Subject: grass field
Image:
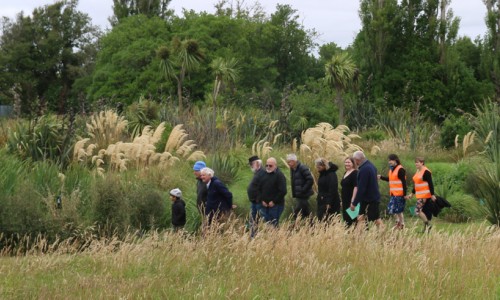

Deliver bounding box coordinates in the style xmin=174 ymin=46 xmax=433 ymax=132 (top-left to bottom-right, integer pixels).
xmin=0 ymin=219 xmax=499 ymax=299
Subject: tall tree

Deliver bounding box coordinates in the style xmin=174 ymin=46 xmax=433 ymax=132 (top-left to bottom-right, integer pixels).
xmin=111 ymin=0 xmax=172 ymax=25
xmin=324 ymin=52 xmax=359 ymax=125
xmin=157 ymin=37 xmax=205 ymax=113
xmin=0 ymin=0 xmax=99 ymax=114
xmin=483 ymin=0 xmax=500 ymax=99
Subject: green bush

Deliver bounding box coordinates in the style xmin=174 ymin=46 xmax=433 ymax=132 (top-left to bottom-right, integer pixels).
xmin=92 ymin=175 xmax=129 ymax=235
xmin=440 ymin=193 xmax=484 ymax=223
xmin=209 ymin=153 xmax=241 ymax=185
xmin=440 ymin=115 xmax=473 ymax=149
xmin=128 ymin=187 xmax=166 ymax=231
xmin=360 ymin=128 xmax=386 ymax=142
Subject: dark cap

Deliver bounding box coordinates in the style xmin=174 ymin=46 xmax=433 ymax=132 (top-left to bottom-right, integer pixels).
xmin=248 ymin=155 xmax=259 ymax=165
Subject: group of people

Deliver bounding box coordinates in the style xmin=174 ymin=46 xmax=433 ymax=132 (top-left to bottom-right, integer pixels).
xmin=168 ymin=150 xmax=438 ymax=233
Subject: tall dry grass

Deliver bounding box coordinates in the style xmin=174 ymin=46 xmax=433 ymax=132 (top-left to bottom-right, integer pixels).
xmin=1 ymin=222 xmax=498 ymax=299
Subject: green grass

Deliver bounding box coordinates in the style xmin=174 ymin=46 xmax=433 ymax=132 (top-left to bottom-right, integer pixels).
xmin=0 ymin=221 xmax=499 ymax=299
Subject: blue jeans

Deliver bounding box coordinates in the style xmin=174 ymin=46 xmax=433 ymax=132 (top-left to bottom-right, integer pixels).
xmin=249 ymin=202 xmax=262 ymax=237
xmin=259 ymin=204 xmax=284 ymax=227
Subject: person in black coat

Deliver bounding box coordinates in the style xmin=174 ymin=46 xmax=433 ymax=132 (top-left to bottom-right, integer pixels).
xmin=257 ymin=157 xmax=287 ymax=227
xmin=286 ymin=153 xmax=314 ymax=220
xmin=200 ymin=167 xmax=233 ymax=225
xmin=193 ymin=161 xmax=208 ymax=214
xmin=315 ymin=158 xmax=341 ymax=221
xmin=169 ymin=188 xmax=186 ymax=230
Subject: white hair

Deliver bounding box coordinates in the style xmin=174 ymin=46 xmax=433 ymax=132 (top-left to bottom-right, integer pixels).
xmin=353 ymin=151 xmax=366 ymax=161
xmin=200 ymin=167 xmax=214 ymax=177
xmin=286 ymin=153 xmax=298 ymax=161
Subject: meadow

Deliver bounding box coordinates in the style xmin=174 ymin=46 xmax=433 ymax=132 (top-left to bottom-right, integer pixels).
xmin=0 ymin=220 xmax=499 ymax=299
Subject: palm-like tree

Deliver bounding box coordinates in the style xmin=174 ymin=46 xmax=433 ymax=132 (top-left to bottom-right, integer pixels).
xmin=324 ymin=52 xmax=359 ymax=125
xmin=157 ymin=38 xmax=204 ymax=113
xmin=210 ymin=57 xmax=239 ymax=114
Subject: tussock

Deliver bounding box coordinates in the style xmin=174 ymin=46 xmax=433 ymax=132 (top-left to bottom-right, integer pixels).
xmin=73 ymin=112 xmax=205 ymax=174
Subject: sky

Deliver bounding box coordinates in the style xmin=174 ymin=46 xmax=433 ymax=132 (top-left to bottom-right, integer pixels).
xmin=1 ymin=0 xmax=488 ymax=48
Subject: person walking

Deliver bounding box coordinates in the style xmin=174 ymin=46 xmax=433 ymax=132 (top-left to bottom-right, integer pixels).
xmin=247 ymin=155 xmax=265 ymax=235
xmin=200 ymin=167 xmax=233 ymax=225
xmin=378 ymin=154 xmax=407 ymax=230
xmin=341 ymin=156 xmax=358 ymax=227
xmin=314 ymin=158 xmax=341 ymax=221
xmin=169 ymin=188 xmax=186 ymax=231
xmin=407 ymin=157 xmax=436 ymax=233
xmin=350 ymin=151 xmax=384 ymax=229
xmin=193 ymin=161 xmax=208 ymax=214
xmin=258 ymin=157 xmax=287 ymax=227
xmin=286 ymin=154 xmax=314 ymax=220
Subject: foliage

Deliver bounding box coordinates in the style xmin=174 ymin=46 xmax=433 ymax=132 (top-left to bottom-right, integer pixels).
xmin=91 ymin=174 xmax=129 ymax=235
xmin=7 ymin=115 xmax=73 ymax=165
xmin=88 ymin=15 xmax=171 ymax=104
xmin=441 ymin=193 xmax=485 ymax=223
xmin=111 ymin=0 xmax=173 ymax=25
xmin=128 ymin=186 xmax=166 ymax=231
xmin=126 ymin=97 xmax=161 ymax=138
xmin=440 ymin=114 xmax=473 ymax=149
xmin=465 ymin=158 xmax=500 ymax=226
xmin=0 ymin=0 xmax=100 ymax=114
xmin=292 ymin=123 xmax=362 ymax=168
xmin=208 ymin=153 xmax=241 ymax=186
xmin=471 ymin=99 xmax=500 ymax=163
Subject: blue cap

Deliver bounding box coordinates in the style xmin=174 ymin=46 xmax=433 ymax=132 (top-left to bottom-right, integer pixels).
xmin=193 ymin=161 xmax=206 ymax=171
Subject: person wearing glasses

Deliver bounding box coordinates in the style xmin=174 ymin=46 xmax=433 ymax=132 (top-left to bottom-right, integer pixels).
xmin=258 ymin=157 xmax=287 ymax=227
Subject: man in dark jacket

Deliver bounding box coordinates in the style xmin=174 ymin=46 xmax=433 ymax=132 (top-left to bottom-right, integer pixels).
xmin=200 ymin=167 xmax=233 ymax=225
xmin=287 ymin=154 xmax=314 ymax=220
xmin=247 ymin=155 xmax=266 ymax=234
xmin=169 ymin=188 xmax=186 ymax=230
xmin=258 ymin=157 xmax=287 ymax=227
xmin=193 ymin=161 xmax=207 ymax=214
xmin=350 ymin=151 xmax=384 ymax=229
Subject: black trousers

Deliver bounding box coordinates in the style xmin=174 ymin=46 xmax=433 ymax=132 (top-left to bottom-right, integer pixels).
xmin=293 ymin=198 xmax=311 ymax=219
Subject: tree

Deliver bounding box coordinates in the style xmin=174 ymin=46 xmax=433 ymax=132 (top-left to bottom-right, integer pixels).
xmin=209 ymin=57 xmax=239 ymax=133
xmin=0 ymin=0 xmax=99 ymax=114
xmin=88 ymin=15 xmax=171 ymax=105
xmin=111 ymin=0 xmax=172 ymax=25
xmin=157 ymin=37 xmax=205 ymax=113
xmin=324 ymin=52 xmax=359 ymax=125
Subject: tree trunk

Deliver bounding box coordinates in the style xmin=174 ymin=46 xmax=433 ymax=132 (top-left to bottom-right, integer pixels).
xmin=177 ymin=66 xmax=185 ymax=114
xmin=335 ymin=90 xmax=344 ymax=125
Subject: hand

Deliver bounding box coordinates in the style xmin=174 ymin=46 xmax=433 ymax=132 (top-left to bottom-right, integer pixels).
xmin=262 ymin=201 xmax=268 ymax=207
xmin=350 ymin=204 xmax=356 ymax=211
xmin=431 ymin=195 xmax=437 ymax=201
xmin=232 ymin=204 xmax=237 ymax=209
xmin=269 ymin=201 xmax=275 ymax=208
xmin=326 ymin=204 xmax=331 ymax=210
xmin=377 ymin=174 xmax=381 ymax=180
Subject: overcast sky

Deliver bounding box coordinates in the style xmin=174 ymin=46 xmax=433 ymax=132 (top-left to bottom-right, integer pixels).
xmin=1 ymin=0 xmax=488 ymax=48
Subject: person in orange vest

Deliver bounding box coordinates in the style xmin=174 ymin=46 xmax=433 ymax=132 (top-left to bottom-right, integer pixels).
xmin=378 ymin=154 xmax=407 ymax=230
xmin=407 ymin=157 xmax=437 ymax=233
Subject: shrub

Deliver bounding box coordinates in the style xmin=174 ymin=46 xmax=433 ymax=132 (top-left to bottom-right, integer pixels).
xmin=440 ymin=115 xmax=472 ymax=149
xmin=209 ymin=153 xmax=241 ymax=185
xmin=128 ymin=187 xmax=166 ymax=231
xmin=440 ymin=193 xmax=484 ymax=223
xmin=91 ymin=175 xmax=129 ymax=235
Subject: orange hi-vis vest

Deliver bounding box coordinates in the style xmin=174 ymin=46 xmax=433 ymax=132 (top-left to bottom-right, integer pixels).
xmin=388 ymin=164 xmax=405 ymax=196
xmin=413 ymin=166 xmax=432 ymax=199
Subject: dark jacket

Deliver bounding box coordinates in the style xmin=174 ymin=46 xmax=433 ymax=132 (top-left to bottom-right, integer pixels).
xmin=316 ymin=162 xmax=340 ymax=207
xmin=432 ymin=195 xmax=451 ymax=217
xmin=290 ymin=162 xmax=314 ymax=198
xmin=196 ymin=178 xmax=208 ymax=209
xmin=247 ymin=168 xmax=266 ymax=203
xmin=205 ymin=176 xmax=233 ymax=216
xmin=171 ymin=198 xmax=186 ymax=227
xmin=352 ymin=159 xmax=381 ymax=205
xmin=258 ymin=168 xmax=287 ymax=205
